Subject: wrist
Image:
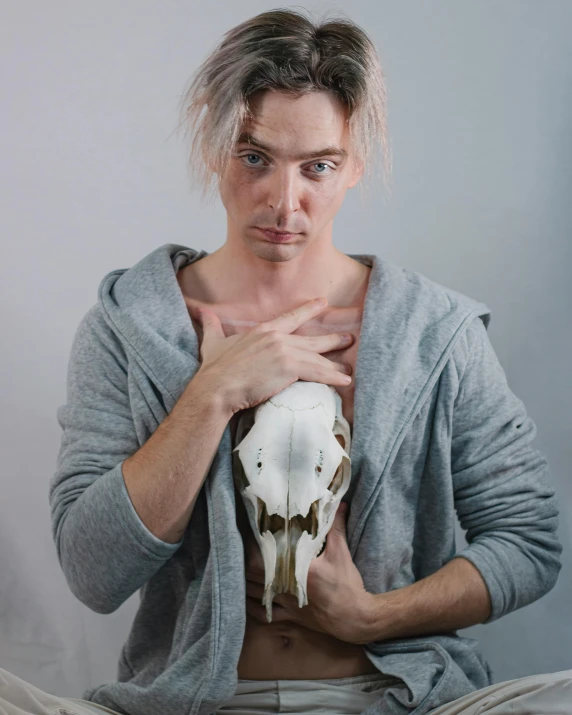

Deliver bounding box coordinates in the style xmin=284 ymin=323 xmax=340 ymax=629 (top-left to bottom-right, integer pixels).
xmin=183 ymin=372 xmax=235 ymax=422
xmin=354 ymin=590 xmax=388 ymax=645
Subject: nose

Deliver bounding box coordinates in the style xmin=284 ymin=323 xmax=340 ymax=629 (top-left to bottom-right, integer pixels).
xmin=267 ymin=166 xmax=300 ymax=219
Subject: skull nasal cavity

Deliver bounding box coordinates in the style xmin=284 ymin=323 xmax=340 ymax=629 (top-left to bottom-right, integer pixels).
xmin=258 ymin=498 xmax=285 ymax=535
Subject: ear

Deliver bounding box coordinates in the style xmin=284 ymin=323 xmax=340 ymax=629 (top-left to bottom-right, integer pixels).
xmin=347 ymin=158 xmax=364 ymax=189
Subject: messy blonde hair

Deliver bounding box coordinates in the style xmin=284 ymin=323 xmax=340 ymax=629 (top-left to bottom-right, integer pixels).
xmin=174 ymin=7 xmax=392 ymax=204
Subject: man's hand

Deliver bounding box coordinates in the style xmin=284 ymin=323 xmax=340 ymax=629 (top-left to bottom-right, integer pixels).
xmin=244 ymin=501 xmax=371 ymax=645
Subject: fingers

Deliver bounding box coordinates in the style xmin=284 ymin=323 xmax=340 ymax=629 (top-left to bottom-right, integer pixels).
xmin=196 ymin=306 xmax=224 ymax=338
xmin=331 ymin=360 xmax=352 ymax=376
xmin=286 ymin=330 xmax=354 ymax=355
xmin=287 ymin=346 xmax=353 ymax=386
xmin=262 ymin=298 xmax=329 ymax=335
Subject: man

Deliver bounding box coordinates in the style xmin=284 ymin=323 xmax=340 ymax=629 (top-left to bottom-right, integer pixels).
xmin=0 ymin=8 xmax=569 ymax=715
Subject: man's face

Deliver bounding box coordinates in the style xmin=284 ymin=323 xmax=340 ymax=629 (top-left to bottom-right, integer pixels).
xmin=217 ymin=89 xmax=363 ymax=262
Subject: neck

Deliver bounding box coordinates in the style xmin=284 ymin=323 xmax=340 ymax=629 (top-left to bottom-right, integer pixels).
xmin=202 ymin=236 xmax=364 ymax=314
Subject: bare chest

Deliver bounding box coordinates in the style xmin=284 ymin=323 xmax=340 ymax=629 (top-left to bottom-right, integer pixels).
xmin=178 ymin=276 xmax=375 ymax=679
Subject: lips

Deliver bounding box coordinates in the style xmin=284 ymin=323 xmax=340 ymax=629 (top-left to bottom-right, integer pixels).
xmin=256 ymin=227 xmax=299 ymax=242
xmin=258 ymin=228 xmax=298 ymax=234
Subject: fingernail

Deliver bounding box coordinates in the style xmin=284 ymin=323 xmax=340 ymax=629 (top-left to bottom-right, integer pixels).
xmin=315 ymin=297 xmax=327 ymax=306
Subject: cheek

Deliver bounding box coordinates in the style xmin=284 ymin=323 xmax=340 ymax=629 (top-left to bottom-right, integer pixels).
xmin=328 ymin=179 xmax=351 ymax=206
xmin=219 ymin=170 xmax=258 ymax=211
xmin=308 ymin=170 xmax=348 ymax=201
xmin=312 ymin=181 xmax=349 ymax=218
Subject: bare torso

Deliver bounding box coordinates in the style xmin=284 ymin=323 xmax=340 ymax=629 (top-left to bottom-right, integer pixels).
xmin=176 ymin=256 xmax=378 ymax=680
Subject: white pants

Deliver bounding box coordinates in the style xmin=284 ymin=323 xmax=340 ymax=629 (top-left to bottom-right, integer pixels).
xmin=1 ymin=665 xmax=571 ymax=714
xmin=215 ymin=671 xmax=572 ymax=714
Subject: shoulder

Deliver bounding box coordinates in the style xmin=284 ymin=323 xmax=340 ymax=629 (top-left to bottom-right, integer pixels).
xmin=378 ymin=259 xmax=493 ymax=383
xmin=400 ymin=262 xmax=490 ymax=319
xmin=370 ymin=255 xmax=489 ymax=317
xmin=69 ymin=302 xmax=129 ymax=373
xmin=373 ymin=255 xmax=491 ymax=342
xmin=447 ymin=314 xmax=492 ymax=388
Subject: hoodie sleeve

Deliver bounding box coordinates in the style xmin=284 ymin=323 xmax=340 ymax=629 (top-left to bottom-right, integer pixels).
xmin=49 ymin=304 xmax=184 ymax=615
xmin=450 ymin=316 xmax=562 ymax=624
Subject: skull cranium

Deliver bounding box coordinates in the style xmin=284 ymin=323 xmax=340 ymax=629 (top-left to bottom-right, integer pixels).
xmin=232 ymin=380 xmax=351 ymax=623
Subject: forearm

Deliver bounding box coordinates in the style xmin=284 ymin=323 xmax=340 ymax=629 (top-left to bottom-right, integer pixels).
xmin=358 ymin=556 xmax=492 ymax=644
xmin=122 ymin=378 xmax=232 ymax=544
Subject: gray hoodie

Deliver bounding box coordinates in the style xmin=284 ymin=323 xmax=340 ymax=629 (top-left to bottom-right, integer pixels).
xmin=49 ymin=243 xmax=562 ymax=715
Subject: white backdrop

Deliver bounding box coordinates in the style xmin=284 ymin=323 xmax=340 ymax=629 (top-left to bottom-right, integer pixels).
xmin=1 ymin=0 xmax=571 ymax=701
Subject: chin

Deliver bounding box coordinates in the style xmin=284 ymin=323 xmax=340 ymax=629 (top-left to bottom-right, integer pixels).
xmin=246 ymin=236 xmax=305 ymax=263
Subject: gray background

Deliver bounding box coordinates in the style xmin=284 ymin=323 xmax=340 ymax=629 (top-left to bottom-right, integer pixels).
xmin=1 ymin=0 xmax=570 ymax=700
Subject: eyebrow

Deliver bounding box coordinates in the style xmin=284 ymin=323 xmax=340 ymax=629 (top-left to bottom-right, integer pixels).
xmin=236 ymin=132 xmax=348 ymax=161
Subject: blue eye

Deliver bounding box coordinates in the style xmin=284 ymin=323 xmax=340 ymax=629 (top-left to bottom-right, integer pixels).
xmin=307 ymin=162 xmax=334 ymax=175
xmin=239 ymin=153 xmax=333 ymax=175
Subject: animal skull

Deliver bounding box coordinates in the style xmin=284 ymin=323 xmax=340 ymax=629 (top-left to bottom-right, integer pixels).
xmin=232 ymin=380 xmax=352 ymax=623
